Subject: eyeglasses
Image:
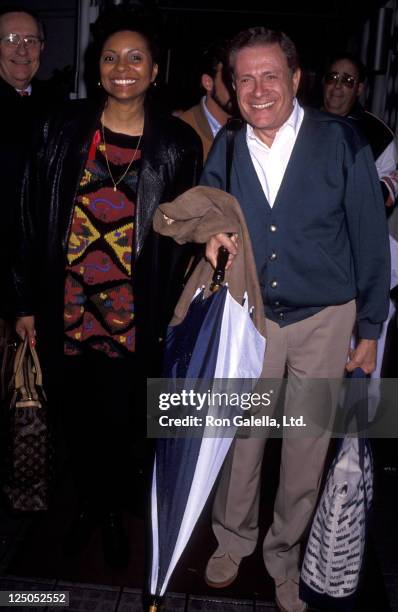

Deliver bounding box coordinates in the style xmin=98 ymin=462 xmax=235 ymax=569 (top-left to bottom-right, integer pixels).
xmin=324 ymin=71 xmax=357 ymax=89
xmin=0 ymin=33 xmax=43 ymax=49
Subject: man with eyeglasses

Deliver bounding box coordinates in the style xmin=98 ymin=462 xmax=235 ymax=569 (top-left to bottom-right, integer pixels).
xmin=0 ymin=7 xmax=49 ymax=318
xmin=0 ymin=7 xmax=66 ymax=366
xmin=0 ymin=9 xmax=44 ymax=95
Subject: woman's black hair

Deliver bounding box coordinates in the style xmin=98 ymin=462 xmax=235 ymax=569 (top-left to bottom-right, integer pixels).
xmin=91 ymin=5 xmax=161 ymax=65
xmin=84 ymin=4 xmax=165 ymax=104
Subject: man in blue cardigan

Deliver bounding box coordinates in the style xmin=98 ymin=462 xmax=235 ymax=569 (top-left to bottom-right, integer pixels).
xmin=201 ymin=27 xmax=390 ymax=612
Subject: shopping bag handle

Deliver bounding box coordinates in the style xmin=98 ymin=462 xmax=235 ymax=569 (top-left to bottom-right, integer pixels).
xmin=342 ymin=367 xmax=370 ymax=479
xmin=343 ymin=367 xmax=369 ymax=430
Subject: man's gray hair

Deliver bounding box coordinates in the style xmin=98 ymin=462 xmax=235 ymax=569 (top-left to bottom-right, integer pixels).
xmin=0 ymin=6 xmax=45 ymax=41
xmin=229 ymin=27 xmax=299 ymax=77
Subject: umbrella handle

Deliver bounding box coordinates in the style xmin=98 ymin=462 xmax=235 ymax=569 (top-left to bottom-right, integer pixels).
xmin=210 ymin=246 xmax=229 ymax=292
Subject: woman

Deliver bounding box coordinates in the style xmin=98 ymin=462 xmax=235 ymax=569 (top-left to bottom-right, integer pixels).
xmin=14 ymin=9 xmax=202 ymax=568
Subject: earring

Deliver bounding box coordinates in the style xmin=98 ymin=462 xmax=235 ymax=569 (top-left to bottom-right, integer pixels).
xmin=152 ymin=81 xmax=157 ymax=88
xmin=97 ymin=81 xmax=102 ymax=88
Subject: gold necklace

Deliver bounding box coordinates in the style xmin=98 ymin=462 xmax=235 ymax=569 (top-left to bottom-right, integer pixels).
xmin=100 ymin=121 xmax=143 ymax=192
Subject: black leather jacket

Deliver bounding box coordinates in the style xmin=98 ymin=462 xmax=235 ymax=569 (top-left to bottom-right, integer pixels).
xmin=0 ymin=77 xmax=67 ymax=316
xmin=13 ymin=99 xmax=202 ymax=372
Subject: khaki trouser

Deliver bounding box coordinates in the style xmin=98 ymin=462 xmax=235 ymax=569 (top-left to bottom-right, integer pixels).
xmin=212 ymin=300 xmax=356 ymax=580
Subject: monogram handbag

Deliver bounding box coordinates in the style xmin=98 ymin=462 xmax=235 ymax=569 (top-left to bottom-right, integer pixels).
xmin=2 ymin=337 xmax=53 ymax=512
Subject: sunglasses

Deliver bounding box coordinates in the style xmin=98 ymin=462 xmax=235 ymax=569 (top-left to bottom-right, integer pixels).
xmin=324 ymin=71 xmax=357 ymax=89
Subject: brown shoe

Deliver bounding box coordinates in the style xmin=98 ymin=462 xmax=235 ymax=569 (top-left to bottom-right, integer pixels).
xmin=204 ymin=550 xmax=241 ymax=588
xmin=275 ymin=577 xmax=307 ymax=612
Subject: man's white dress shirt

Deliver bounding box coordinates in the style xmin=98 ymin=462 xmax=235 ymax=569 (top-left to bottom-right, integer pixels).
xmin=246 ymin=98 xmax=304 ymax=206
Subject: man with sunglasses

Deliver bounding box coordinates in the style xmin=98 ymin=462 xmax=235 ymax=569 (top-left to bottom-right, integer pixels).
xmin=323 ymin=52 xmax=398 ymax=470
xmin=322 ymin=53 xmax=398 ymax=207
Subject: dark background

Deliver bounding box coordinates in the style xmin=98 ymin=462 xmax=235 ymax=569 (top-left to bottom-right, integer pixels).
xmin=3 ymin=0 xmax=394 ymax=112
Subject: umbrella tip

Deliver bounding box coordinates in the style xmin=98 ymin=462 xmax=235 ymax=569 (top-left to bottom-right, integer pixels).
xmin=149 ymin=595 xmax=162 ymax=611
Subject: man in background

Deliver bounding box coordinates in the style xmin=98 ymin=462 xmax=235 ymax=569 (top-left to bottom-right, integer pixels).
xmin=323 ymin=54 xmax=398 ymax=467
xmin=0 ymin=6 xmax=68 ymax=415
xmin=0 ymin=6 xmax=63 ymax=317
xmin=322 ymin=52 xmax=398 ymax=206
xmin=180 ymin=40 xmax=234 ymax=160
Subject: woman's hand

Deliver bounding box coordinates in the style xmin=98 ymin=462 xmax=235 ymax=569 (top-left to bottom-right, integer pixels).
xmin=15 ymin=316 xmax=36 ymax=347
xmin=205 ymin=233 xmax=238 ymax=270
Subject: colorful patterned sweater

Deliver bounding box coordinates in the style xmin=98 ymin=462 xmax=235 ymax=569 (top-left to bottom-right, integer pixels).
xmin=64 ymin=126 xmax=141 ymax=358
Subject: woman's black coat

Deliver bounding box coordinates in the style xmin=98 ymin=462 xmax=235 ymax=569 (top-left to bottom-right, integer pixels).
xmin=13 ymin=99 xmax=203 ymax=377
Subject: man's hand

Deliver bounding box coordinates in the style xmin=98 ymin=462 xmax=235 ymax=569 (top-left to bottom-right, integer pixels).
xmin=346 ymin=338 xmax=377 ymax=374
xmin=15 ymin=315 xmax=36 ymax=347
xmin=205 ymin=233 xmax=238 ymax=270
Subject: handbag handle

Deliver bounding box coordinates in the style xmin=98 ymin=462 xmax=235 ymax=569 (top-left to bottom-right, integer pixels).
xmin=13 ymin=337 xmax=43 ymax=392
